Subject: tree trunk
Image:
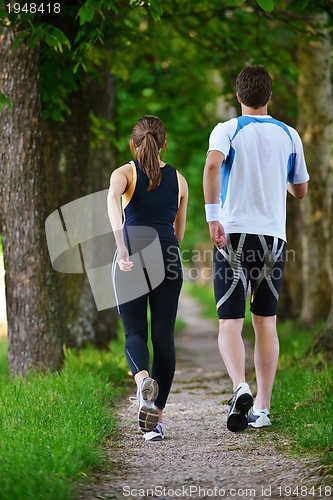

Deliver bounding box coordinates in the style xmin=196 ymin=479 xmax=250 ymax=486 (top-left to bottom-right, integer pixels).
xmin=313 ymin=191 xmax=333 ymax=359
xmin=0 ymin=28 xmax=64 ymax=376
xmin=83 ymin=66 xmax=119 ymax=349
xmin=43 ymin=63 xmax=119 ymax=349
xmin=270 ymin=92 xmax=304 ymax=320
xmin=43 ymin=86 xmax=91 ymax=348
xmin=296 ymin=12 xmax=333 ymax=327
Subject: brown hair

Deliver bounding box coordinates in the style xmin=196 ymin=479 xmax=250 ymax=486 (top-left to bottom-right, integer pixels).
xmin=130 ymin=115 xmax=166 ymax=191
xmin=236 ymin=65 xmax=272 ymax=109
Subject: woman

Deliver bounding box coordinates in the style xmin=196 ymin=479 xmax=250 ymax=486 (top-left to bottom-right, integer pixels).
xmin=107 ymin=115 xmax=188 ymax=441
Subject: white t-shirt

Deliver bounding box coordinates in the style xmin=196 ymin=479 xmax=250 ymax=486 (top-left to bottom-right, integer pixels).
xmin=208 ymin=115 xmax=309 ymax=241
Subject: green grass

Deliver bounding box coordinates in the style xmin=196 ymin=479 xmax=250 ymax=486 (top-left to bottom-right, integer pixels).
xmin=186 ymin=282 xmax=333 ymax=478
xmin=0 ymin=303 xmax=186 ymax=500
xmin=271 ymin=322 xmax=333 ymax=476
xmin=0 ymin=334 xmax=130 ymax=500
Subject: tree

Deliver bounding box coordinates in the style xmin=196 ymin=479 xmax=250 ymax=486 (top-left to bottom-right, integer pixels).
xmin=296 ymin=11 xmax=333 ymax=327
xmin=0 ymin=0 xmax=163 ymax=373
xmin=0 ymin=26 xmax=64 ymax=376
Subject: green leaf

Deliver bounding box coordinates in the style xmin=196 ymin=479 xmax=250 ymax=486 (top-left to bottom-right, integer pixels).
xmin=12 ymin=31 xmax=29 ymax=51
xmin=45 ymin=33 xmax=59 ymax=48
xmin=105 ymin=1 xmax=118 ymax=13
xmin=51 ymin=107 xmax=64 ymax=121
xmin=77 ymin=4 xmax=95 ymax=25
xmin=0 ymin=7 xmax=8 ymax=19
xmin=255 ymin=0 xmax=275 ymax=12
xmin=287 ymin=0 xmax=312 ymax=12
xmin=149 ymin=0 xmax=163 ymax=17
xmin=0 ymin=92 xmax=13 ymax=111
xmin=52 ymin=28 xmax=71 ymax=49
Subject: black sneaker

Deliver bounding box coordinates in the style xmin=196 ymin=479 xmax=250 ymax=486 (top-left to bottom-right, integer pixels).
xmin=227 ymin=382 xmax=253 ymax=432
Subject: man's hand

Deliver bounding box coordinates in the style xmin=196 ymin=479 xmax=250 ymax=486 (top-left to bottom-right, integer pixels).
xmin=117 ymin=245 xmax=133 ymax=272
xmin=208 ymin=221 xmax=227 ymax=248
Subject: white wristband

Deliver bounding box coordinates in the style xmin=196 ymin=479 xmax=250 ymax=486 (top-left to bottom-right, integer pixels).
xmin=205 ymin=203 xmax=220 ymax=222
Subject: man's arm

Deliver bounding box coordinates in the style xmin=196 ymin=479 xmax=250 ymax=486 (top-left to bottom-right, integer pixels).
xmin=203 ymin=150 xmax=227 ymax=248
xmin=287 ymin=181 xmax=308 ymax=199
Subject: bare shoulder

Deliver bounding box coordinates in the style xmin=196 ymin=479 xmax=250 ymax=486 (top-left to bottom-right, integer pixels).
xmin=110 ymin=162 xmax=133 ymax=184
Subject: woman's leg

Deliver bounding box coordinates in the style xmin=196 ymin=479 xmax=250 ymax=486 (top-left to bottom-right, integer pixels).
xmin=149 ymin=244 xmax=183 ymax=420
xmin=118 ymin=293 xmax=150 ymax=376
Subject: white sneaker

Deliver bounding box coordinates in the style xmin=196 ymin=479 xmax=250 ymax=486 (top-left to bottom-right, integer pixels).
xmin=143 ymin=422 xmax=164 ymax=441
xmin=129 ymin=377 xmax=159 ymax=432
xmin=248 ymin=407 xmax=271 ymax=428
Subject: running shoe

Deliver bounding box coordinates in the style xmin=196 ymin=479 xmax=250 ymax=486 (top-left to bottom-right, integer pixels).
xmin=248 ymin=407 xmax=271 ymax=428
xmin=227 ymin=382 xmax=253 ymax=432
xmin=143 ymin=422 xmax=164 ymax=441
xmin=129 ymin=377 xmax=159 ymax=432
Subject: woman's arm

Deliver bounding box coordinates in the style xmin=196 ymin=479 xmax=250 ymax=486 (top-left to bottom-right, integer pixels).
xmin=174 ymin=173 xmax=188 ymax=242
xmin=107 ymin=167 xmax=133 ymax=271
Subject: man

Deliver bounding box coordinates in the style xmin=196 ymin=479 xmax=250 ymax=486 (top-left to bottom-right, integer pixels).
xmin=203 ymin=65 xmax=309 ymax=432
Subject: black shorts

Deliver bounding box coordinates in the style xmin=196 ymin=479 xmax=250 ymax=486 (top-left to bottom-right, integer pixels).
xmin=213 ymin=233 xmax=286 ymax=319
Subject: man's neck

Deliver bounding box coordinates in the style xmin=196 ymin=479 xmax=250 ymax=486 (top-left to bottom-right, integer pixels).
xmin=241 ymin=104 xmax=268 ymax=116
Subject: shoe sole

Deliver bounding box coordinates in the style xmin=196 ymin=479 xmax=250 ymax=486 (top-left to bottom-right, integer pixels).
xmin=235 ymin=393 xmax=253 ymax=412
xmin=138 ymin=378 xmax=159 ymax=432
xmin=141 ymin=378 xmax=159 ymax=401
xmin=227 ymin=393 xmax=253 ymax=432
xmin=139 ymin=405 xmax=159 ymax=432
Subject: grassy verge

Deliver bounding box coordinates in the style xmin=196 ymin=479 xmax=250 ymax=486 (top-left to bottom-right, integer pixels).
xmin=0 ymin=334 xmax=130 ymax=500
xmin=185 ymin=282 xmax=333 ymax=479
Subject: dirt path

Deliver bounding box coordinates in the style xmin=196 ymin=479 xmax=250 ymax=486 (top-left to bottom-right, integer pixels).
xmin=79 ymin=292 xmax=325 ymax=500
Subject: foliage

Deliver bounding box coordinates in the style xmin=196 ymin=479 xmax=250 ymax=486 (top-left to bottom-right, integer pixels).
xmin=112 ymin=0 xmax=303 ymax=249
xmin=0 ymin=336 xmax=129 ymax=500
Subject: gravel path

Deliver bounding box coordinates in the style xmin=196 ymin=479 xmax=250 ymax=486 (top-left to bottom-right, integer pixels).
xmin=79 ymin=292 xmax=326 ymax=500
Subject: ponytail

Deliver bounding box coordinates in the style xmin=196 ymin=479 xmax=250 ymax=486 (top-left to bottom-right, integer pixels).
xmin=130 ymin=116 xmax=166 ymax=191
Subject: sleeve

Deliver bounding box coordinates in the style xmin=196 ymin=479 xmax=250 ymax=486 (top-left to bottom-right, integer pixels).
xmin=208 ymin=120 xmax=235 ymax=158
xmin=289 ymin=128 xmax=310 ymax=184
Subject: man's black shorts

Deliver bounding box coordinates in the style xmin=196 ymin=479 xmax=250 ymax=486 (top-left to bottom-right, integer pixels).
xmin=213 ymin=233 xmax=286 ymax=319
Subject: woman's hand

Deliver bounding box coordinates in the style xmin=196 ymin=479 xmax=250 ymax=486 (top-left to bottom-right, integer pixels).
xmin=117 ymin=245 xmax=133 ymax=272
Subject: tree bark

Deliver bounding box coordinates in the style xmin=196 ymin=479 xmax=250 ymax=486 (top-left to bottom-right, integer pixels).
xmin=43 ymin=86 xmax=91 ymax=348
xmin=296 ymin=13 xmax=333 ymax=327
xmin=270 ymin=92 xmax=304 ymax=320
xmin=0 ymin=28 xmax=64 ymax=376
xmin=43 ymin=62 xmax=119 ymax=349
xmin=313 ymin=191 xmax=333 ymax=359
xmin=84 ymin=66 xmax=119 ymax=349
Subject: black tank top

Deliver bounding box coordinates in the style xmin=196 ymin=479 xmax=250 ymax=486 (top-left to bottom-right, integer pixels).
xmin=123 ymin=160 xmax=179 ymax=245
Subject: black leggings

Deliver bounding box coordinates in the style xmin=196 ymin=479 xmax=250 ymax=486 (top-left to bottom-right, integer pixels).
xmin=115 ymin=241 xmax=183 ymax=410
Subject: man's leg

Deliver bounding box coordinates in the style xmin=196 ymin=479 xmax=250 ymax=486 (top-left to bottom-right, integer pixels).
xmin=251 ymin=314 xmax=279 ymax=410
xmin=218 ymin=317 xmax=253 ymax=432
xmin=218 ymin=318 xmax=246 ymax=389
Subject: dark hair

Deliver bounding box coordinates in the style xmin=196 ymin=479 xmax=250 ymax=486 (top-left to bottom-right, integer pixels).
xmin=236 ymin=65 xmax=272 ymax=109
xmin=130 ymin=115 xmax=166 ymax=191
